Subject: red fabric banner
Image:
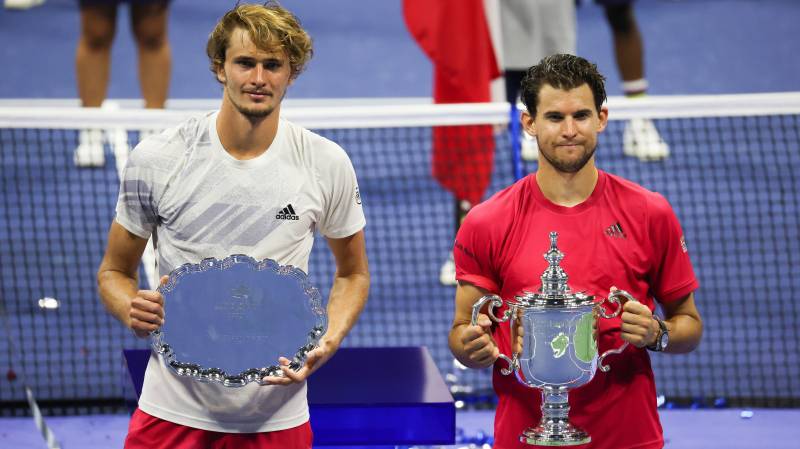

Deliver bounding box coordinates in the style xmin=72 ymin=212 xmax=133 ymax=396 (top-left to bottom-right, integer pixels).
xmin=403 ymin=0 xmax=500 ymax=205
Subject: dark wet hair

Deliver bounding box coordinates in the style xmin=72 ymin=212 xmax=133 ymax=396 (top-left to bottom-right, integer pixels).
xmin=520 ymin=54 xmax=607 ymax=117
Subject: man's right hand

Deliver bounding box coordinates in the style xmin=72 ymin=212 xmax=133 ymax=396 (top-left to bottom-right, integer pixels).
xmin=129 ymin=275 xmax=168 ymax=338
xmin=459 ymin=313 xmax=499 ymax=368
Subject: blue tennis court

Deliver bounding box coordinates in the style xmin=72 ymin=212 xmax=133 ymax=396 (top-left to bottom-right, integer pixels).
xmin=1 ymin=1 xmax=799 ymax=448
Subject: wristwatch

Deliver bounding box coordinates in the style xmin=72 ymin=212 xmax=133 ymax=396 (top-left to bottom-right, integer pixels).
xmin=647 ymin=315 xmax=669 ymax=352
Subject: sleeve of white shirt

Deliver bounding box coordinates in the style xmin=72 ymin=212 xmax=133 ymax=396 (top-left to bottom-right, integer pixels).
xmin=318 ymin=143 xmax=366 ymax=239
xmin=114 ymin=139 xmax=165 ymax=239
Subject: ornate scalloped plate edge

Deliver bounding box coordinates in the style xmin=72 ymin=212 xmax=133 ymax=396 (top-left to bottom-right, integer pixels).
xmin=150 ymin=254 xmax=326 ymax=388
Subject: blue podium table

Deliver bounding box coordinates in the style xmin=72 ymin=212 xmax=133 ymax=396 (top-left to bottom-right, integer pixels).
xmin=123 ymin=346 xmax=455 ymax=446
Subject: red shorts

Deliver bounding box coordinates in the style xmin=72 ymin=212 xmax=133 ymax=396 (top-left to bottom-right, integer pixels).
xmin=124 ymin=408 xmax=313 ymax=449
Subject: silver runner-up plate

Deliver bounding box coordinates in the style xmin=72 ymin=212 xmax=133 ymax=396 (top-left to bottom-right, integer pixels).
xmin=150 ymin=255 xmax=327 ymax=388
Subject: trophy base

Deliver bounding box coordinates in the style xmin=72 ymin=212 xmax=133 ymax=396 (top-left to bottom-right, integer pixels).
xmin=520 ymin=423 xmax=591 ymax=446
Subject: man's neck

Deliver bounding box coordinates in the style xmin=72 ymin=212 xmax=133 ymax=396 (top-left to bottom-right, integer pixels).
xmin=216 ymin=98 xmax=280 ymax=160
xmin=535 ymin=162 xmax=599 ymax=207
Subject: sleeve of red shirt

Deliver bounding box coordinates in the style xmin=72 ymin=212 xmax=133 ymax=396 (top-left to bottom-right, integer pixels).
xmin=453 ymin=203 xmax=501 ymax=293
xmin=647 ymin=193 xmax=700 ymax=304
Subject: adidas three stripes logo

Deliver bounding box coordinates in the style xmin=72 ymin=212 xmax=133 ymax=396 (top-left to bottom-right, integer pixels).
xmin=604 ymin=221 xmax=626 ymax=239
xmin=275 ymin=204 xmax=300 ymax=221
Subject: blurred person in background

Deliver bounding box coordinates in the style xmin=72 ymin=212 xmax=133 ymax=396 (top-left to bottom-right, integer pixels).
xmin=437 ymin=0 xmax=577 ymax=286
xmin=74 ymin=0 xmax=171 ymax=167
xmin=403 ymin=0 xmax=502 ymax=286
xmin=597 ymin=0 xmax=669 ymax=160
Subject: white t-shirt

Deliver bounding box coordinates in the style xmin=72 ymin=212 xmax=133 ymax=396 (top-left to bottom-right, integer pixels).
xmin=500 ymin=0 xmax=576 ymax=70
xmin=115 ymin=111 xmax=366 ymax=432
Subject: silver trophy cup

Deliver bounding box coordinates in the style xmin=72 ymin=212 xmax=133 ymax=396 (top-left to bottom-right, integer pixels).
xmin=471 ymin=232 xmax=637 ymax=446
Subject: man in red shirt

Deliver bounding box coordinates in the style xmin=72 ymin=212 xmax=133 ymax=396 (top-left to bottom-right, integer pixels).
xmin=449 ymin=54 xmax=703 ymax=449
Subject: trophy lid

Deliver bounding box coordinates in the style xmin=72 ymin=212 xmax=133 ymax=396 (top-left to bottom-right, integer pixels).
xmin=512 ymin=232 xmax=594 ymax=309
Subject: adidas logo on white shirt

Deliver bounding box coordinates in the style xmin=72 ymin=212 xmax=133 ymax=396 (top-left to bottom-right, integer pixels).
xmin=276 ymin=204 xmax=300 ymax=221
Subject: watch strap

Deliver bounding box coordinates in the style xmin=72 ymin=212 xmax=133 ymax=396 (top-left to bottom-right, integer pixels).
xmin=647 ymin=315 xmax=668 ymax=351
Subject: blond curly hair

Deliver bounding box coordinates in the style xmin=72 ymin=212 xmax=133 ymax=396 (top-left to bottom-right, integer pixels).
xmin=206 ymin=2 xmax=313 ymax=80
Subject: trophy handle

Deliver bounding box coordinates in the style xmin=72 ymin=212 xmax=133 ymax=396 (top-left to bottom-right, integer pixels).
xmin=498 ymin=353 xmax=516 ymax=376
xmin=471 ymin=295 xmax=516 ymax=376
xmin=597 ymin=290 xmax=638 ymax=372
xmin=471 ymin=294 xmax=510 ymax=325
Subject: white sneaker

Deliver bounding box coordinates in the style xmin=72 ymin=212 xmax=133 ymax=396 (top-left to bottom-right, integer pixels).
xmin=75 ymin=101 xmax=130 ymax=168
xmin=520 ymin=131 xmax=539 ymax=161
xmin=439 ymin=253 xmax=457 ymax=286
xmin=4 ymin=0 xmax=44 ymax=9
xmin=107 ymin=127 xmax=130 ymax=176
xmin=73 ymin=129 xmax=105 ymax=167
xmin=623 ymin=118 xmax=670 ymax=161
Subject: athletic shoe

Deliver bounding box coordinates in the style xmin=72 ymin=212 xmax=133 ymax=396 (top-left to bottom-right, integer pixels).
xmin=439 ymin=252 xmax=457 ymax=286
xmin=73 ymin=128 xmax=105 ymax=167
xmin=520 ymin=131 xmax=539 ymax=161
xmin=622 ymin=118 xmax=670 ymax=161
xmin=4 ymin=0 xmax=44 ymax=10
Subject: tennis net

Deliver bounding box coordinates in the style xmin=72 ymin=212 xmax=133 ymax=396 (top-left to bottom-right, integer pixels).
xmin=0 ymin=93 xmax=798 ymax=414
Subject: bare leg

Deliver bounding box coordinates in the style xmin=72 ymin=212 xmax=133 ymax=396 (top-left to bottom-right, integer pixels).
xmin=131 ymin=2 xmax=171 ymax=109
xmin=76 ymin=4 xmax=118 ymax=107
xmin=606 ymin=5 xmax=668 ymax=160
xmin=604 ymin=4 xmax=645 ymax=94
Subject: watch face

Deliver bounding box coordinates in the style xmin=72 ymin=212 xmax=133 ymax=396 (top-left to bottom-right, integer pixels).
xmin=659 ymin=332 xmax=669 ymax=350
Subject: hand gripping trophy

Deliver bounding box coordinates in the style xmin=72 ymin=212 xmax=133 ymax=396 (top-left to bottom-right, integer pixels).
xmin=471 ymin=232 xmax=637 ymax=446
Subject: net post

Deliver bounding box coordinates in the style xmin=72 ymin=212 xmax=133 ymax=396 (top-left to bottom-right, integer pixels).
xmin=509 ymin=101 xmax=523 ymax=181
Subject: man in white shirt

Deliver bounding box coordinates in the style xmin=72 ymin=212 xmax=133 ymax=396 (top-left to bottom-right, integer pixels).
xmin=97 ymin=4 xmax=369 ymax=448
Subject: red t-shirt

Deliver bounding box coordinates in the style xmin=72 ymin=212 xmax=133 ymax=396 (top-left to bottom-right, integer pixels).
xmin=455 ymin=170 xmax=699 ymax=449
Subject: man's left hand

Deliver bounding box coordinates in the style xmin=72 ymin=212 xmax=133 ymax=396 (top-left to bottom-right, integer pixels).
xmin=261 ymin=340 xmax=338 ymax=386
xmin=620 ymin=300 xmax=659 ymax=348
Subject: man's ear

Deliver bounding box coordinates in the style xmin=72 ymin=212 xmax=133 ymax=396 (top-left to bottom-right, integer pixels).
xmin=521 ymin=110 xmax=536 ymax=137
xmin=215 ymin=64 xmax=226 ymax=84
xmin=597 ymin=106 xmax=609 ymax=133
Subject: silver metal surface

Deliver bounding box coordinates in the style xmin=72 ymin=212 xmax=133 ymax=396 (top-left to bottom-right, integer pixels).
xmin=151 ymin=255 xmax=326 ymax=388
xmin=471 ymin=232 xmax=638 ymax=445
